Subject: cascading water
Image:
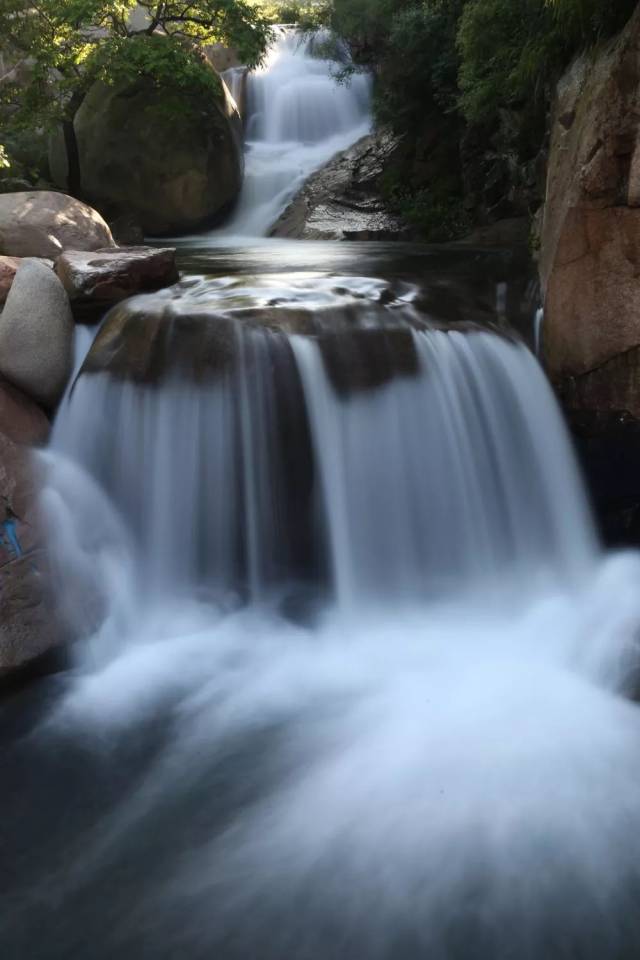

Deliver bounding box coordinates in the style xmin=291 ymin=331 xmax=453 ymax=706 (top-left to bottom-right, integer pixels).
xmin=223 ymin=27 xmax=371 ymax=236
xmin=5 ymin=23 xmax=640 ymax=960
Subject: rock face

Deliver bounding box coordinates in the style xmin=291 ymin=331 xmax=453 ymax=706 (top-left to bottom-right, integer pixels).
xmin=541 ymin=7 xmax=640 ymax=416
xmin=0 ymin=259 xmax=74 ymax=409
xmin=0 ymin=191 xmax=115 ymax=258
xmin=51 ymin=70 xmax=243 ymax=235
xmin=270 ymin=132 xmax=410 ymax=241
xmin=55 ymin=246 xmax=179 ymax=309
xmin=0 ymin=378 xmax=66 ymax=678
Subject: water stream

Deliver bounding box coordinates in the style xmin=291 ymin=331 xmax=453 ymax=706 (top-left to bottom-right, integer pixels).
xmin=3 ymin=26 xmax=640 ymax=960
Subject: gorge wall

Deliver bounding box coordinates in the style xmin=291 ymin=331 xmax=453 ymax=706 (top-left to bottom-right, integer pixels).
xmin=540 ymin=6 xmax=640 ymax=543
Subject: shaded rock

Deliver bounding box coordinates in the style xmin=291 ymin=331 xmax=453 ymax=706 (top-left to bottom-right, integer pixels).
xmin=458 ymin=218 xmax=530 ymax=248
xmin=50 ymin=67 xmax=243 ymax=235
xmin=0 ymin=191 xmax=115 ymax=259
xmin=545 ymin=208 xmax=640 ymax=386
xmin=0 ymin=255 xmax=20 ymax=303
xmin=541 ymin=7 xmax=640 ymax=419
xmin=0 ymin=376 xmax=50 ymax=446
xmin=205 ymin=43 xmax=242 ymax=72
xmin=108 ymin=213 xmax=145 ymax=247
xmin=0 ymin=385 xmax=66 ymax=678
xmin=55 ymin=246 xmax=179 ymax=307
xmin=270 ymin=132 xmax=410 ymax=241
xmin=0 ymin=259 xmax=73 ymax=409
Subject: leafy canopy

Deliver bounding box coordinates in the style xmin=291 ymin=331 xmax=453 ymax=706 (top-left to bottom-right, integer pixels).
xmin=0 ymin=0 xmax=272 ymax=129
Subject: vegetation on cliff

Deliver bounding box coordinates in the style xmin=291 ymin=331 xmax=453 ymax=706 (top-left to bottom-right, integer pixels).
xmin=266 ymin=0 xmax=637 ymax=239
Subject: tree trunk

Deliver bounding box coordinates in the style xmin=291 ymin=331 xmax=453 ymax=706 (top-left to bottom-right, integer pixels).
xmin=62 ymin=90 xmax=86 ymax=198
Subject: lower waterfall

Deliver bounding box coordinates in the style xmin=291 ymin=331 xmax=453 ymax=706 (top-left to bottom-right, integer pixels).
xmin=4 ymin=270 xmax=640 ymax=959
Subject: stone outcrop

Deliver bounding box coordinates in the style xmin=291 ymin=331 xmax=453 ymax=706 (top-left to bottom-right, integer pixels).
xmin=541 ymin=7 xmax=640 ymax=417
xmin=0 ymin=259 xmax=74 ymax=409
xmin=50 ymin=68 xmax=243 ymax=235
xmin=0 ymin=378 xmax=66 ymax=678
xmin=0 ymin=191 xmax=115 ymax=258
xmin=270 ymin=132 xmax=410 ymax=241
xmin=55 ymin=246 xmax=179 ymax=311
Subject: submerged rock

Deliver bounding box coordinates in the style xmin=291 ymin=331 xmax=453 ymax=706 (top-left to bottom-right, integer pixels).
xmin=0 ymin=259 xmax=74 ymax=409
xmin=0 ymin=191 xmax=115 ymax=259
xmin=269 ymin=132 xmax=410 ymax=241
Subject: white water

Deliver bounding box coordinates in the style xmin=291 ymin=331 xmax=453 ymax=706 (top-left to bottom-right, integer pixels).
xmin=24 ymin=296 xmax=640 ymax=956
xmin=223 ymin=27 xmax=371 ymax=236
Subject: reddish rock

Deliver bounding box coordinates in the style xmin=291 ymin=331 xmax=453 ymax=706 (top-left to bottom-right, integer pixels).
xmin=0 ymin=255 xmax=20 ymax=303
xmin=541 ymin=7 xmax=640 ymax=418
xmin=0 ymin=383 xmax=65 ymax=677
xmin=55 ymin=246 xmax=178 ymax=304
xmin=0 ymin=376 xmax=50 ymax=446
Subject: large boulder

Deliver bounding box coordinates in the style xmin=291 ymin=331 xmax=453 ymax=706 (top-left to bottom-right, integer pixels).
xmin=270 ymin=132 xmax=409 ymax=241
xmin=0 ymin=378 xmax=66 ymax=679
xmin=0 ymin=259 xmax=74 ymax=409
xmin=0 ymin=191 xmax=115 ymax=258
xmin=50 ymin=70 xmax=243 ymax=235
xmin=541 ymin=6 xmax=640 ymax=414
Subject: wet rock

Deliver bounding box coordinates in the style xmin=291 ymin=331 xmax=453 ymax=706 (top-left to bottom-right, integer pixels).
xmin=55 ymin=247 xmax=179 ymax=311
xmin=541 ymin=7 xmax=640 ymax=417
xmin=270 ymin=132 xmax=410 ymax=241
xmin=0 ymin=191 xmax=115 ymax=259
xmin=50 ymin=66 xmax=243 ymax=235
xmin=80 ymin=275 xmax=423 ymax=390
xmin=0 ymin=259 xmax=74 ymax=409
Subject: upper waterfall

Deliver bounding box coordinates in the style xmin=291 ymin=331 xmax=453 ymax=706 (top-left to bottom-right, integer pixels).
xmin=223 ymin=27 xmax=372 ymax=236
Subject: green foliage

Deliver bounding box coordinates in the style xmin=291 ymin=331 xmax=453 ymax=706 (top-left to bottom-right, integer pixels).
xmin=0 ymin=0 xmax=271 ymax=133
xmin=377 ymin=0 xmax=464 ymax=127
xmin=0 ymin=144 xmax=9 ymax=169
xmin=458 ymin=0 xmax=638 ymax=124
xmin=399 ymin=185 xmax=470 ymax=241
xmin=250 ymin=0 xmax=329 ymax=28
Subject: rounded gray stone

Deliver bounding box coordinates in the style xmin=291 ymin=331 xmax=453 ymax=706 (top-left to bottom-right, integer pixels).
xmin=0 ymin=259 xmax=74 ymax=408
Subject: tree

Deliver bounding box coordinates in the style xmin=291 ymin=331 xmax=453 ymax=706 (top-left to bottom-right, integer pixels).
xmin=0 ymin=0 xmax=272 ymax=188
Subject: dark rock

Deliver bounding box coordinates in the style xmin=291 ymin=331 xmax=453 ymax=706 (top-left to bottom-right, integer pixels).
xmin=108 ymin=213 xmax=145 ymax=247
xmin=270 ymin=131 xmax=411 ymax=241
xmin=0 ymin=383 xmax=67 ymax=678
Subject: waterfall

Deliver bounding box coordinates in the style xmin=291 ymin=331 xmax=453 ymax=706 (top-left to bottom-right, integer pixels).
xmin=18 ymin=283 xmax=640 ymax=958
xmin=223 ymin=27 xmax=371 ymax=236
xmin=5 ymin=31 xmax=640 ymax=957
